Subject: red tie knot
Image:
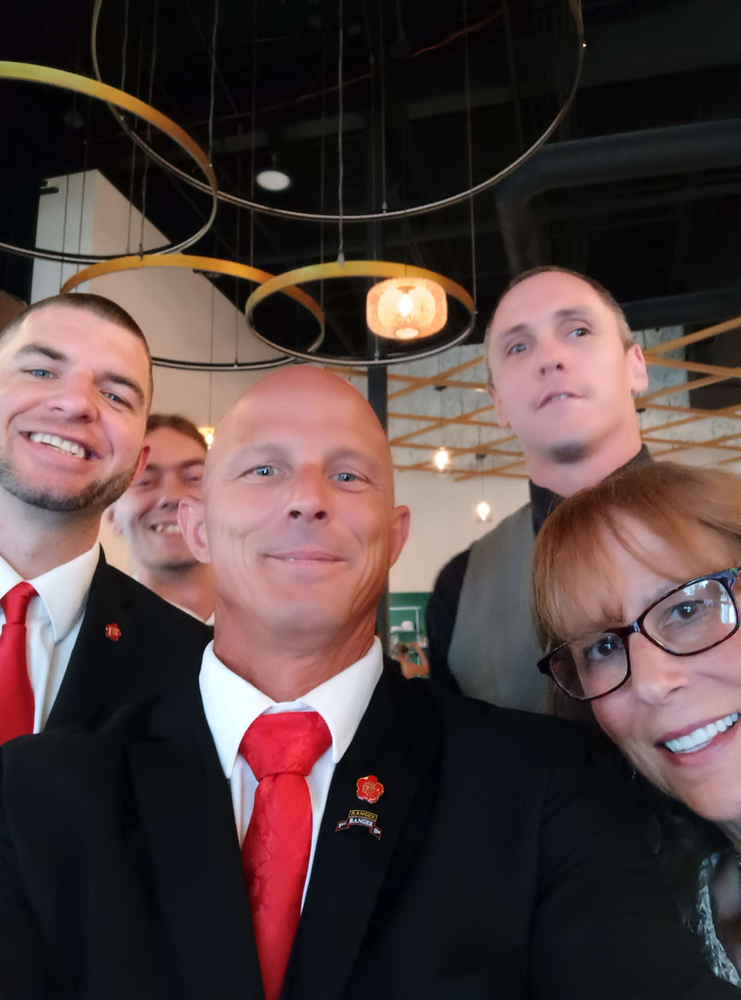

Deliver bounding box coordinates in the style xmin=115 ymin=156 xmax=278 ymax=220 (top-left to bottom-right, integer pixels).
xmin=240 ymin=711 xmax=332 ymax=781
xmin=1 ymin=582 xmax=38 ymax=625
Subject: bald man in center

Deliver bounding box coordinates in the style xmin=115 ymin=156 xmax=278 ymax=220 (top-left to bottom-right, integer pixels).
xmin=0 ymin=368 xmax=737 ymax=1000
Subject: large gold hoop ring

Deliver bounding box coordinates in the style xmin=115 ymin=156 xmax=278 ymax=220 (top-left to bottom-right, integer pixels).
xmin=61 ymin=254 xmax=325 ymax=371
xmin=245 ymin=261 xmax=475 ymax=367
xmin=0 ymin=61 xmax=218 ymax=263
xmin=92 ymin=0 xmax=583 ymax=223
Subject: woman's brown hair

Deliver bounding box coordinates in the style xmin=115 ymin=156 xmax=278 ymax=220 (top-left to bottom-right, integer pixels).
xmin=533 ymin=461 xmax=741 ymax=653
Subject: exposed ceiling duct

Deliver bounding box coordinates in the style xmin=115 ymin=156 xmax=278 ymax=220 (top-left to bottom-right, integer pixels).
xmin=494 ymin=118 xmax=741 ymax=275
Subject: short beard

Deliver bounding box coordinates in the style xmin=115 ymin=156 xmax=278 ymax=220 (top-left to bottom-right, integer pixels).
xmin=548 ymin=441 xmax=588 ymax=465
xmin=0 ymin=454 xmax=140 ymax=515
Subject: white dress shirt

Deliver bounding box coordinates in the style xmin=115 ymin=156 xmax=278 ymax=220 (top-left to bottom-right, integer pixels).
xmin=0 ymin=544 xmax=100 ymax=732
xmin=199 ymin=636 xmax=383 ymax=906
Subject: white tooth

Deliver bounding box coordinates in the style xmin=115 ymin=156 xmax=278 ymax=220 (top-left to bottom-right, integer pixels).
xmin=30 ymin=433 xmax=85 ymax=457
xmin=665 ymin=714 xmax=739 ymax=753
xmin=164 ymin=525 xmax=180 ymax=534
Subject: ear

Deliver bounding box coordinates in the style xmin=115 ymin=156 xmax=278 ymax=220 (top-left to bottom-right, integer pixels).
xmin=179 ymin=495 xmax=211 ymax=564
xmin=388 ymin=505 xmax=411 ymax=568
xmin=488 ymin=384 xmax=511 ymax=429
xmin=627 ymin=344 xmax=649 ymax=395
xmin=103 ymin=503 xmax=123 ymax=536
xmin=132 ymin=443 xmax=150 ymax=482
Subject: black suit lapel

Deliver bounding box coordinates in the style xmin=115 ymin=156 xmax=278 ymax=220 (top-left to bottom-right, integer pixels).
xmin=286 ymin=667 xmax=440 ymax=1000
xmin=128 ymin=678 xmax=264 ymax=1000
xmin=46 ymin=553 xmax=135 ymax=730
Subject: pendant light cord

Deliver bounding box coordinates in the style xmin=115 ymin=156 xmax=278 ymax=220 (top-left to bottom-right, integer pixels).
xmin=337 ymin=0 xmax=345 ymax=265
xmin=463 ymin=0 xmax=477 ymax=306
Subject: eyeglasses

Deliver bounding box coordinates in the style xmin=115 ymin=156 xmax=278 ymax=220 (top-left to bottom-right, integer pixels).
xmin=537 ymin=568 xmax=741 ymax=702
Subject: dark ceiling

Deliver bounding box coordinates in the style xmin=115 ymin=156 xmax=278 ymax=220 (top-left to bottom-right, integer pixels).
xmin=1 ymin=0 xmax=740 ymax=363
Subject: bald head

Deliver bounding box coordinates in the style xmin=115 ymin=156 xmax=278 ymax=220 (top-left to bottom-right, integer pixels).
xmin=180 ymin=364 xmax=409 ymax=656
xmin=206 ymin=366 xmax=394 ymax=494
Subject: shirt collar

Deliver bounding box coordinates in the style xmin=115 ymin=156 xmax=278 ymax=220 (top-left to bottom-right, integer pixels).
xmin=528 ymin=443 xmax=652 ymax=535
xmin=0 ymin=543 xmax=100 ymax=643
xmin=199 ymin=637 xmax=384 ymax=779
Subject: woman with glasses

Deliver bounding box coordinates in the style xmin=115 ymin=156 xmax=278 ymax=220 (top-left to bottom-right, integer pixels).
xmin=532 ymin=460 xmax=741 ymax=984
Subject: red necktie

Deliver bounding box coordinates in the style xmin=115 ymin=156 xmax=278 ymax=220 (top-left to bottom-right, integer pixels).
xmin=0 ymin=582 xmax=37 ymax=744
xmin=239 ymin=711 xmax=331 ymax=1000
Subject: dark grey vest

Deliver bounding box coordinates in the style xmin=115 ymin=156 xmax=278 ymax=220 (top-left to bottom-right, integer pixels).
xmin=447 ymin=503 xmax=549 ymax=712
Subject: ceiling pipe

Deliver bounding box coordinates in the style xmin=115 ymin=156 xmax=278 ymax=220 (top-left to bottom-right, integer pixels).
xmin=622 ymin=287 xmax=741 ymax=332
xmin=494 ymin=119 xmax=741 ymax=275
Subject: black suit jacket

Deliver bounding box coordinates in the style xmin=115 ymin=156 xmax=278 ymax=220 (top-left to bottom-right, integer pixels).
xmin=44 ymin=550 xmax=211 ymax=732
xmin=0 ymin=662 xmax=737 ymax=1000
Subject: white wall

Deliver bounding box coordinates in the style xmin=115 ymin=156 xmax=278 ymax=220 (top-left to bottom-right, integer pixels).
xmin=389 ymin=468 xmax=528 ymax=592
xmin=32 ymin=170 xmax=283 ymax=426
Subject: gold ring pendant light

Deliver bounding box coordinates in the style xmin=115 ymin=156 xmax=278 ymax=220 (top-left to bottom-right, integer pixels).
xmin=0 ymin=62 xmax=218 ymax=264
xmin=91 ymin=0 xmax=584 ymax=224
xmin=62 ymin=255 xmax=326 ymax=371
xmin=246 ymin=261 xmax=475 ymax=368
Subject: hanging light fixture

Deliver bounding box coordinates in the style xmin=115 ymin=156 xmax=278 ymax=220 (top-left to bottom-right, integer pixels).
xmin=366 ymin=276 xmax=448 ymax=342
xmin=256 ymin=154 xmax=293 ymax=193
xmin=91 ymin=0 xmax=586 ymax=224
xmin=476 ymin=500 xmax=492 ymax=522
xmin=198 ymin=426 xmax=215 ymax=448
xmin=61 ymin=254 xmax=325 ymax=371
xmin=434 ymin=447 xmax=450 ymax=471
xmin=0 ymin=61 xmax=218 ymax=263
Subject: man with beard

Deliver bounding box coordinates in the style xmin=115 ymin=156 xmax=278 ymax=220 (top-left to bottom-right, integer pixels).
xmin=0 ymin=293 xmax=210 ymax=742
xmin=427 ymin=266 xmax=650 ymax=710
xmin=109 ymin=414 xmax=215 ymax=623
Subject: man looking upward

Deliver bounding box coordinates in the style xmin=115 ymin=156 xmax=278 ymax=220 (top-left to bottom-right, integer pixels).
xmin=109 ymin=414 xmax=215 ymax=623
xmin=0 ymin=294 xmax=210 ymax=741
xmin=427 ymin=265 xmax=649 ymax=709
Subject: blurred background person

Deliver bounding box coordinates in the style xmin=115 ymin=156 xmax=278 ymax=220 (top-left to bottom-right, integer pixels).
xmin=533 ymin=461 xmax=741 ymax=986
xmin=427 ymin=265 xmax=649 ymax=711
xmin=393 ymin=639 xmax=430 ymax=678
xmin=109 ymin=414 xmax=215 ymax=624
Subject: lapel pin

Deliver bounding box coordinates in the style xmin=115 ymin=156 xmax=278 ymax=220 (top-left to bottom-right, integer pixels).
xmin=105 ymin=622 xmax=122 ymax=642
xmin=335 ymin=809 xmax=382 ymax=840
xmin=356 ymin=774 xmax=384 ymax=804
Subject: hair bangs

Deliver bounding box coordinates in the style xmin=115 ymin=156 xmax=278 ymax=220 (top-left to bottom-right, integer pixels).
xmin=534 ymin=461 xmax=741 ymax=651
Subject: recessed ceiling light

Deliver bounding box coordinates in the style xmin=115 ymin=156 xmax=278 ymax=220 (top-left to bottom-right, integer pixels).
xmin=256 ymin=168 xmax=292 ymax=192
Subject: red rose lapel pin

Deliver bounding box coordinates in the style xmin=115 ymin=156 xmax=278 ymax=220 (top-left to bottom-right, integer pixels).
xmin=105 ymin=623 xmax=122 ymax=642
xmin=356 ymin=775 xmax=384 ymax=804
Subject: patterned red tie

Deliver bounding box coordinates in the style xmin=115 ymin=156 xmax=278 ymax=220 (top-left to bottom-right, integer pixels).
xmin=239 ymin=711 xmax=332 ymax=1000
xmin=0 ymin=582 xmax=37 ymax=744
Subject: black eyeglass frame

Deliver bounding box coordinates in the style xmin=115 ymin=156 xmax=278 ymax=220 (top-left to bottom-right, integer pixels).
xmin=537 ymin=567 xmax=741 ymax=702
